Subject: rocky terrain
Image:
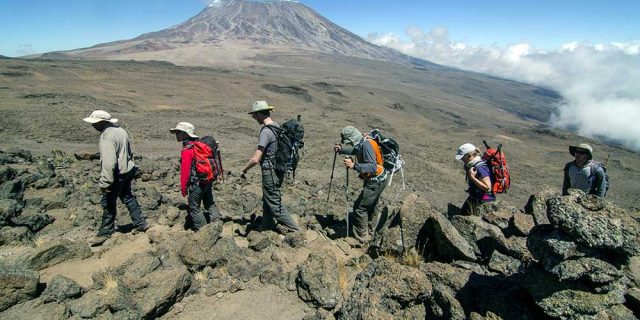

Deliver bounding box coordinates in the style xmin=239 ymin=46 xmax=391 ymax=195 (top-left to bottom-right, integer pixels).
xmin=1 ymin=146 xmax=640 ymax=319
xmin=2 ymin=0 xmax=640 ymax=318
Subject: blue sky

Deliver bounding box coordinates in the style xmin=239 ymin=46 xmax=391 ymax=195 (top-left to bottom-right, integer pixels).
xmin=0 ymin=0 xmax=638 ymax=56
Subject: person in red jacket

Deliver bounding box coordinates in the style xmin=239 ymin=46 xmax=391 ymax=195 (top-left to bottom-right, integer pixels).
xmin=170 ymin=122 xmax=221 ymax=231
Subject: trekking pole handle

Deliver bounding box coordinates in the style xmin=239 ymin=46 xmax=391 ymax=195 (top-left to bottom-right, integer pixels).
xmin=483 ymin=140 xmax=490 ymax=149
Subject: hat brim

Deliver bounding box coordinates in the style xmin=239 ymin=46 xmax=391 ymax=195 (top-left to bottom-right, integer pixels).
xmin=83 ymin=117 xmax=117 ymax=124
xmin=455 ymin=154 xmax=464 ymax=161
xmin=248 ymin=106 xmax=275 ymax=114
xmin=169 ymin=128 xmax=198 ymax=138
xmin=569 ymin=145 xmax=592 ymax=159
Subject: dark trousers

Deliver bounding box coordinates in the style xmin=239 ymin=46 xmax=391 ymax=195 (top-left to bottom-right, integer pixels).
xmin=261 ymin=169 xmax=299 ymax=231
xmin=459 ymin=196 xmax=494 ymax=215
xmin=350 ymin=178 xmax=388 ymax=243
xmin=186 ymin=182 xmax=221 ymax=231
xmin=98 ymin=171 xmax=147 ymax=236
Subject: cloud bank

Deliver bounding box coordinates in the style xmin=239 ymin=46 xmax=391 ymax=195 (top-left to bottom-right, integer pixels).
xmin=367 ymin=27 xmax=640 ymax=151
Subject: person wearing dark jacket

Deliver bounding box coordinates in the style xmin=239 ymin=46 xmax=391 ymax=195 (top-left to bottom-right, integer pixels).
xmin=170 ymin=122 xmax=221 ymax=231
xmin=562 ymin=143 xmax=607 ymax=197
xmin=334 ymin=126 xmax=388 ymax=247
xmin=83 ymin=110 xmax=148 ymax=246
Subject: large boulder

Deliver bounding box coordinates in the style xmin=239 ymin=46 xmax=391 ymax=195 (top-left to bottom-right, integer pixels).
xmin=547 ymin=191 xmax=640 ymax=258
xmin=178 ymin=220 xmax=224 ymax=269
xmin=524 ymin=189 xmax=557 ymax=225
xmin=339 ymin=260 xmax=432 ymax=319
xmin=0 ymin=167 xmax=17 ymax=184
xmin=11 ymin=214 xmax=55 ymax=233
xmin=0 ymin=264 xmax=39 ymax=312
xmin=421 ymin=211 xmax=477 ymax=262
xmin=0 ymin=179 xmax=25 ymax=201
xmin=451 ymin=215 xmax=529 ymax=261
xmin=19 ymin=239 xmax=93 ymax=270
xmin=42 ymin=275 xmax=83 ymax=303
xmin=422 ymin=262 xmax=542 ymax=319
xmin=0 ymin=226 xmax=32 ymax=246
xmin=296 ymin=250 xmax=341 ymax=310
xmin=0 ymin=298 xmax=69 ymax=320
xmin=0 ymin=199 xmax=22 ymax=226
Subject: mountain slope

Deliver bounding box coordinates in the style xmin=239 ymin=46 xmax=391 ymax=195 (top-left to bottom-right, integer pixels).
xmin=42 ymin=0 xmax=419 ymax=66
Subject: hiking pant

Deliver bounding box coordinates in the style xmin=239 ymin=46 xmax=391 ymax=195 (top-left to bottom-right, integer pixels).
xmin=350 ymin=177 xmax=388 ymax=243
xmin=186 ymin=182 xmax=221 ymax=231
xmin=98 ymin=171 xmax=147 ymax=236
xmin=460 ymin=196 xmax=494 ymax=215
xmin=261 ymin=169 xmax=299 ymax=231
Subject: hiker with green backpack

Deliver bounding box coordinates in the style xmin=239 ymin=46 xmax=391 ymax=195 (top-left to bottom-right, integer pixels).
xmin=334 ymin=126 xmax=388 ymax=248
xmin=240 ymin=101 xmax=300 ymax=234
xmin=562 ymin=143 xmax=608 ymax=198
xmin=170 ymin=122 xmax=222 ymax=232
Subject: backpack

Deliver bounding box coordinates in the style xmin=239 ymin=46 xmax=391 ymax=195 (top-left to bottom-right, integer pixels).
xmin=189 ymin=135 xmax=223 ymax=183
xmin=280 ymin=119 xmax=305 ymax=177
xmin=263 ymin=124 xmax=296 ymax=174
xmin=369 ymin=129 xmax=406 ymax=189
xmin=481 ymin=140 xmax=510 ymax=194
xmin=588 ymin=161 xmax=610 ymax=196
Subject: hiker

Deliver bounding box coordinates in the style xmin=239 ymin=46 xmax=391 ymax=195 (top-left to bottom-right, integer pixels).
xmin=240 ymin=101 xmax=300 ymax=234
xmin=83 ymin=110 xmax=148 ymax=246
xmin=170 ymin=122 xmax=221 ymax=231
xmin=455 ymin=143 xmax=495 ymax=215
xmin=562 ymin=143 xmax=607 ymax=197
xmin=334 ymin=126 xmax=388 ymax=247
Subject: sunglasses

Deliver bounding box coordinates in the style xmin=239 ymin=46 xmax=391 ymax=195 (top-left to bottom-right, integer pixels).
xmin=574 ymin=150 xmax=588 ymax=155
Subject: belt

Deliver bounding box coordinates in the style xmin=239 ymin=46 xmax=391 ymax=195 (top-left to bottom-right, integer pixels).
xmin=369 ymin=170 xmax=388 ymax=183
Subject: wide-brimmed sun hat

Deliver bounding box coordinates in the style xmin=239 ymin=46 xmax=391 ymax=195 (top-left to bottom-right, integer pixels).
xmin=340 ymin=126 xmax=363 ymax=145
xmin=83 ymin=110 xmax=118 ymax=124
xmin=169 ymin=122 xmax=198 ymax=138
xmin=569 ymin=143 xmax=593 ymax=160
xmin=248 ymin=100 xmax=275 ymax=114
xmin=455 ymin=143 xmax=478 ymax=160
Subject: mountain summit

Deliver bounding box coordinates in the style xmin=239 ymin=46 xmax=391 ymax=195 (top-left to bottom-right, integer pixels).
xmin=43 ymin=0 xmax=409 ymax=66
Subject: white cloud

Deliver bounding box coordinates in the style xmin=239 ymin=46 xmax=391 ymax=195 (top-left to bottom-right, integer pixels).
xmin=367 ymin=28 xmax=640 ymax=151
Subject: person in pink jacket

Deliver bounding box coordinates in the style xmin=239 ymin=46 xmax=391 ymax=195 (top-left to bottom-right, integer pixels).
xmin=170 ymin=122 xmax=221 ymax=231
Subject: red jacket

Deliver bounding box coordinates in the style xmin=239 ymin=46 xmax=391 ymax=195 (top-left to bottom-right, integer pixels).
xmin=180 ymin=142 xmax=195 ymax=197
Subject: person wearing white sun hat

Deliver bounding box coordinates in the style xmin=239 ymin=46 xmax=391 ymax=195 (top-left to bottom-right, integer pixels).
xmin=83 ymin=110 xmax=148 ymax=246
xmin=454 ymin=143 xmax=495 ymax=215
xmin=170 ymin=122 xmax=221 ymax=231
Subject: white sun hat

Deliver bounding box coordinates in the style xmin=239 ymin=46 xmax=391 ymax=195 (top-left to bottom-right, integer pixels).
xmin=248 ymin=100 xmax=275 ymax=114
xmin=83 ymin=110 xmax=118 ymax=124
xmin=455 ymin=143 xmax=478 ymax=160
xmin=169 ymin=122 xmax=198 ymax=138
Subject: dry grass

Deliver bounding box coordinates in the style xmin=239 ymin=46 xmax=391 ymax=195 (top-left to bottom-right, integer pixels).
xmin=194 ymin=270 xmax=207 ymax=282
xmin=401 ymin=248 xmax=422 ymax=268
xmin=104 ymin=274 xmax=119 ymax=291
xmin=33 ymin=237 xmax=47 ymax=247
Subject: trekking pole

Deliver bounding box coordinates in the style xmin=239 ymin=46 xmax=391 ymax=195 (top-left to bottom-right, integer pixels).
xmin=326 ymin=150 xmax=338 ymax=202
xmin=398 ymin=210 xmax=406 ymax=254
xmin=483 ymin=140 xmax=491 ymax=149
xmin=605 ymin=152 xmax=611 ymax=167
xmin=345 ymin=165 xmax=350 ymax=238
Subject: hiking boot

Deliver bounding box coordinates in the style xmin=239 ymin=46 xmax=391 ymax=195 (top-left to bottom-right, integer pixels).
xmin=132 ymin=222 xmax=150 ymax=235
xmin=89 ymin=234 xmax=111 ymax=246
xmin=275 ymin=224 xmax=297 ymax=235
xmin=345 ymin=237 xmax=367 ymax=248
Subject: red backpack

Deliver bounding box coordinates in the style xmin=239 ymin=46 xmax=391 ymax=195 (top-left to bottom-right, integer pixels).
xmin=481 ymin=140 xmax=510 ymax=194
xmin=190 ymin=136 xmax=223 ymax=183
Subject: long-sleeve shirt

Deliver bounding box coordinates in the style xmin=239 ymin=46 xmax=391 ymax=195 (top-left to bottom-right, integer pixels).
xmin=340 ymin=139 xmax=378 ymax=175
xmin=179 ymin=141 xmax=196 ymax=197
xmin=98 ymin=125 xmax=136 ymax=189
xmin=562 ymin=160 xmax=607 ymax=197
